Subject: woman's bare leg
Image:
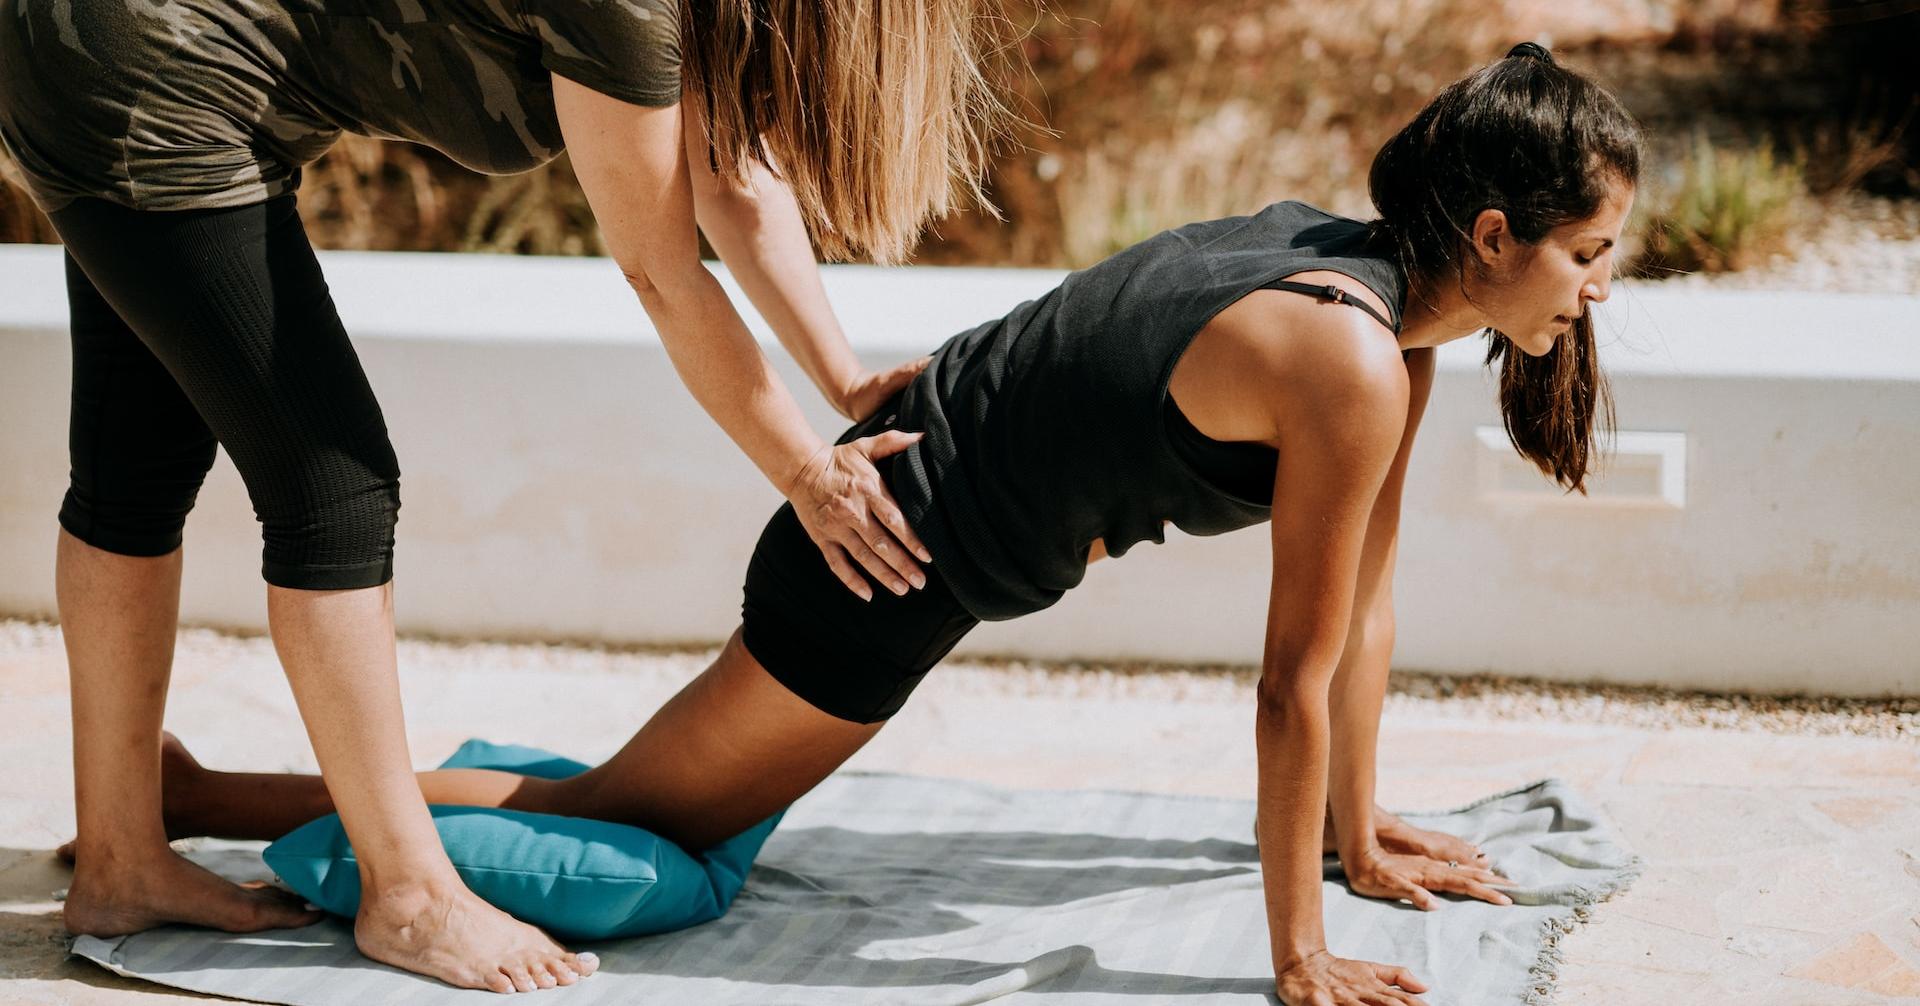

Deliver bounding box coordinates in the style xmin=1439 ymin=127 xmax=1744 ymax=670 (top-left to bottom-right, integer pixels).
xmin=149 ymin=628 xmax=882 ymax=852
xmin=57 ymin=533 xmax=324 ymax=936
xmin=265 ymin=581 xmax=598 ymax=993
xmin=54 ymin=539 xmax=600 ymax=993
xmin=540 ymin=628 xmax=884 ymax=850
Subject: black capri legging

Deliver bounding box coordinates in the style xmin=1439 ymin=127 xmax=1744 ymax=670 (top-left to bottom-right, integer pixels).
xmin=48 ymin=192 xmax=401 ymax=589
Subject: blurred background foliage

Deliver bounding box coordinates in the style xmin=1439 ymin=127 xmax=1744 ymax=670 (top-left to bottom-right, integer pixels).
xmin=2 ymin=0 xmax=1915 ymax=277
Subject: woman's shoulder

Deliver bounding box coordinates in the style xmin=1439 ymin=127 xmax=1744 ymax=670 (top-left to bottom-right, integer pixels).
xmin=1187 ymin=275 xmax=1408 ymax=440
xmin=1224 ymin=280 xmax=1403 ymax=385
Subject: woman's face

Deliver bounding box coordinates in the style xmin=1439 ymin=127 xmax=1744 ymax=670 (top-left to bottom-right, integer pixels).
xmin=1474 ymin=177 xmax=1636 ymax=356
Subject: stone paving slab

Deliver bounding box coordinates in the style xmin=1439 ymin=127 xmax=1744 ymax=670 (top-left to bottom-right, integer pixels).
xmin=1 ymin=620 xmax=1916 ymax=1004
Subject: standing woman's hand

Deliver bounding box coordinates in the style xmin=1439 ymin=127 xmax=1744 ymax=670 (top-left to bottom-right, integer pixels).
xmin=552 ymin=78 xmax=943 ymax=604
xmin=839 ymin=356 xmax=930 ymax=422
xmin=785 ymin=430 xmax=933 ymax=601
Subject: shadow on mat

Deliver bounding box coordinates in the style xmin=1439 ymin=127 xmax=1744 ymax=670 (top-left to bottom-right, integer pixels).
xmin=569 ymin=825 xmax=1279 ymax=997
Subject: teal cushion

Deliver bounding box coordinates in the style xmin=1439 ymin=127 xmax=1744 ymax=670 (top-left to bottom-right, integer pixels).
xmin=263 ymin=739 xmax=783 ymax=940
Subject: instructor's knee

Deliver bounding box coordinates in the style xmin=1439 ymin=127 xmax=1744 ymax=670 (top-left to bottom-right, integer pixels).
xmin=256 ymin=451 xmax=402 ymax=591
xmin=58 ymin=435 xmax=218 ymax=557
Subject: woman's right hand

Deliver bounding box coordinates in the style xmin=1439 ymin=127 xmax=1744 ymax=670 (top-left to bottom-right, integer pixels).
xmin=786 ymin=430 xmax=933 ymax=600
xmin=1276 ymin=949 xmax=1429 ymax=1006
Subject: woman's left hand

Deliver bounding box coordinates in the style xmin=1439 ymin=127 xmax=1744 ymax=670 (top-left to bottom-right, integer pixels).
xmin=1375 ymin=810 xmax=1490 ymax=868
xmin=840 ymin=357 xmax=931 ymax=422
xmin=787 ymin=431 xmax=933 ymax=600
xmin=1343 ymin=847 xmax=1517 ymax=910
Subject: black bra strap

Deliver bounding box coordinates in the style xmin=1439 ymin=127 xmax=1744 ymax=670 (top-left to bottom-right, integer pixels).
xmin=1266 ymin=279 xmax=1396 ymax=332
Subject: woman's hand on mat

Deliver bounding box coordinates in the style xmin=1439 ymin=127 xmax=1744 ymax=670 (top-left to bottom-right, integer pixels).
xmin=1343 ymin=846 xmax=1516 ymax=910
xmin=1373 ymin=811 xmax=1491 ymax=868
xmin=839 ymin=356 xmax=931 ymax=422
xmin=1275 ymin=948 xmax=1429 ymax=1006
xmin=790 ymin=433 xmax=934 ymax=600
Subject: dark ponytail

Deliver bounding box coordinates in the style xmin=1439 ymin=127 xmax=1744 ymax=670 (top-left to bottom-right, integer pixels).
xmin=1367 ymin=42 xmax=1642 ymax=492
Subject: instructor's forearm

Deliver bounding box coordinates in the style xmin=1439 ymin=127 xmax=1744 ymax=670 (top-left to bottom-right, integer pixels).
xmin=630 ymin=269 xmax=823 ymax=495
xmin=1255 ymin=684 xmax=1333 ymax=974
xmin=694 ymin=164 xmax=860 ymax=415
xmin=1325 ymin=608 xmax=1392 ymax=862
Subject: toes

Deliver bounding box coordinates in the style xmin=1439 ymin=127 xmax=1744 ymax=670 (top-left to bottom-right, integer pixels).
xmin=254 ymin=905 xmax=315 ymax=931
xmin=484 ymin=970 xmax=516 ymax=994
xmin=503 ymin=965 xmax=536 ymax=993
xmin=569 ymin=951 xmax=599 ymax=977
xmin=249 ymin=885 xmax=323 ymax=927
xmin=527 ymin=963 xmax=557 ymax=989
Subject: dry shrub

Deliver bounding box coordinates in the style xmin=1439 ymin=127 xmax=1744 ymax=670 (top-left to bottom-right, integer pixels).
xmin=295 ymin=135 xmax=465 ymax=251
xmin=1787 ymin=98 xmax=1918 ymax=196
xmin=919 ymin=0 xmax=1797 ymax=267
xmin=457 ymin=157 xmax=603 ymax=255
xmin=295 ymin=135 xmax=605 ymax=255
xmin=923 ymin=0 xmax=1519 ymax=266
xmin=0 ymin=148 xmax=58 ymax=243
xmin=1629 ymin=130 xmax=1810 ymax=277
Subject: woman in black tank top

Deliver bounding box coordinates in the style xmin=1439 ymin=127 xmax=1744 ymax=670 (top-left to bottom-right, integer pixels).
xmin=131 ymin=43 xmax=1644 ymax=1006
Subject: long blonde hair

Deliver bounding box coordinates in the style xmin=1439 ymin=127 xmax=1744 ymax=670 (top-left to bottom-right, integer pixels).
xmin=682 ymin=0 xmax=1025 ymax=264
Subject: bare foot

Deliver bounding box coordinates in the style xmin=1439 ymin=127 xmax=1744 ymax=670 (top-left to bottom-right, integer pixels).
xmin=63 ymin=845 xmax=324 ymax=936
xmin=57 ymin=732 xmax=205 ymax=864
xmin=355 ymin=882 xmax=600 ymax=993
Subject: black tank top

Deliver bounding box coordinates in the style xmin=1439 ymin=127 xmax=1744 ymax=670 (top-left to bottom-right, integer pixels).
xmin=883 ymin=200 xmax=1407 ymax=620
xmin=1163 ymin=396 xmax=1279 ymax=505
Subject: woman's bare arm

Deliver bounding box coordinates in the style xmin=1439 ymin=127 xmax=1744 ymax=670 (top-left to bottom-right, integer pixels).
xmin=1239 ymin=314 xmax=1415 ymax=1000
xmin=680 ymin=100 xmax=926 ymax=422
xmin=552 ymin=76 xmax=927 ymax=598
xmin=1322 ymin=345 xmax=1432 ymax=864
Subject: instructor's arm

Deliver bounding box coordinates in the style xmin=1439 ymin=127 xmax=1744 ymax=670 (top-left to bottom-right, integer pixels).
xmin=680 ymin=100 xmax=927 ymax=426
xmin=554 ymin=75 xmax=929 ymax=600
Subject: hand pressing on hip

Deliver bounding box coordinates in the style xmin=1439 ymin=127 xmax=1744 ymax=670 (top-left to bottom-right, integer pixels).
xmin=788 ymin=430 xmax=933 ymax=601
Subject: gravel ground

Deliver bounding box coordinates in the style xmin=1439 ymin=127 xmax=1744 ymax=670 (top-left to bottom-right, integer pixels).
xmin=6 ymin=617 xmax=1909 ymax=741
xmin=1652 ymin=191 xmax=1920 ymax=296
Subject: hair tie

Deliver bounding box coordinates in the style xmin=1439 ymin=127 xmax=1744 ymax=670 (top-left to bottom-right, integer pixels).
xmin=1506 ymin=41 xmax=1554 ymax=64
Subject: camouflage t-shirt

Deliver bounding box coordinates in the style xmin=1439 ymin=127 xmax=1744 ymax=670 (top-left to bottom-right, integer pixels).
xmin=0 ymin=0 xmax=680 ymax=213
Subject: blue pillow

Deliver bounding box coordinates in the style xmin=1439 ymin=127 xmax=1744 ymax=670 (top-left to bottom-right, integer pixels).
xmin=263 ymin=739 xmax=783 ymax=940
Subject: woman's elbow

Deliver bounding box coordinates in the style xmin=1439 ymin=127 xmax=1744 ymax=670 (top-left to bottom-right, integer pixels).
xmin=621 ymin=256 xmax=707 ymax=306
xmin=1352 ymin=606 xmax=1395 ymax=652
xmin=691 ymin=179 xmax=767 ymax=234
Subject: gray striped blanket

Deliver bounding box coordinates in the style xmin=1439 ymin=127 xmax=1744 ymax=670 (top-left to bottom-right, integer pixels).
xmin=70 ymin=772 xmax=1640 ymax=1005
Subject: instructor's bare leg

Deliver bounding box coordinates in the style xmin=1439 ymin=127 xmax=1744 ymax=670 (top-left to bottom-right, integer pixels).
xmin=267 ymin=579 xmax=598 ymax=993
xmin=57 ymin=533 xmax=324 ymax=937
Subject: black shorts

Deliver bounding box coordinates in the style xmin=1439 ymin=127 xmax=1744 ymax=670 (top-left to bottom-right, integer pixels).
xmin=739 ymin=407 xmax=979 ymax=724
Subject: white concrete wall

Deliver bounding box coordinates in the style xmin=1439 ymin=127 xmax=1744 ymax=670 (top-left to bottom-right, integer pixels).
xmin=2 ymin=244 xmax=1915 ymax=696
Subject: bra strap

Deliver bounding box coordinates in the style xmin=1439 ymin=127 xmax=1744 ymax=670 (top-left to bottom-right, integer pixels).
xmin=1266 ymin=279 xmax=1396 ymax=332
